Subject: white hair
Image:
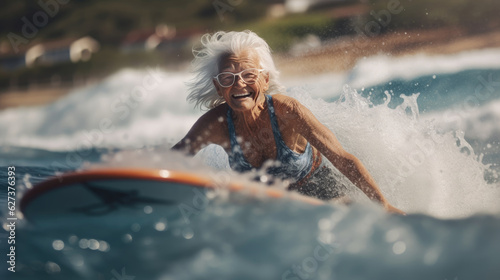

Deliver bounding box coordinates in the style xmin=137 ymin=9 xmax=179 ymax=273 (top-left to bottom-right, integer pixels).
xmin=186 ymin=30 xmax=285 ymax=110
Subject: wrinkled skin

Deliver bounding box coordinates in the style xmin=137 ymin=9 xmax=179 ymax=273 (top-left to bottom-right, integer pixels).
xmin=173 ymin=49 xmax=405 ymax=215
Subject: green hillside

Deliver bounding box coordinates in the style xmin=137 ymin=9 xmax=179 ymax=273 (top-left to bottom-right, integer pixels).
xmin=0 ymin=0 xmax=270 ymax=48
xmin=2 ymin=0 xmax=498 ymax=51
xmin=0 ymin=0 xmax=498 ymax=91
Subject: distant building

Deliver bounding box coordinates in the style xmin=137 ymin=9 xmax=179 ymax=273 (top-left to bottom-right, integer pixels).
xmin=285 ymin=0 xmax=347 ymax=13
xmin=0 ymin=41 xmax=26 ymax=70
xmin=121 ymin=24 xmax=178 ymax=53
xmin=25 ymin=36 xmax=100 ymax=67
xmin=0 ymin=36 xmax=100 ymax=70
xmin=0 ymin=54 xmax=25 ymax=70
xmin=156 ymin=28 xmax=202 ymax=54
xmin=120 ymin=25 xmax=203 ymax=59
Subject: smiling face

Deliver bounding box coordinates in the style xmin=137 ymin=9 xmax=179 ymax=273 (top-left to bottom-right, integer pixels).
xmin=213 ymin=49 xmax=269 ymax=112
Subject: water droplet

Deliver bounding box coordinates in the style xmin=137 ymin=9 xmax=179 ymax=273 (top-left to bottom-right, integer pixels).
xmin=122 ymin=234 xmax=133 ymax=243
xmin=78 ymin=239 xmax=89 ymax=249
xmin=260 ymin=175 xmax=268 ymax=183
xmin=68 ymin=235 xmax=78 ymax=245
xmin=88 ymin=239 xmax=100 ymax=250
xmin=45 ymin=261 xmax=61 ymax=274
xmin=131 ymin=223 xmax=141 ymax=232
xmin=14 ymin=211 xmax=24 ymax=220
xmin=98 ymin=240 xmax=110 ymax=252
xmin=385 ymin=229 xmax=400 ymax=242
xmin=159 ymin=170 xmax=170 ymax=178
xmin=144 ymin=206 xmax=153 ymax=214
xmin=182 ymin=227 xmax=194 ymax=239
xmin=155 ymin=221 xmax=167 ymax=231
xmin=52 ymin=240 xmax=65 ymax=251
xmin=23 ymin=174 xmax=33 ymax=189
xmin=392 ymin=241 xmax=406 ymax=255
xmin=206 ymin=190 xmax=217 ymax=199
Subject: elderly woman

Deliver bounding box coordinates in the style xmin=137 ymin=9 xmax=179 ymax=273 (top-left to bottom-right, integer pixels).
xmin=173 ymin=30 xmax=404 ymax=214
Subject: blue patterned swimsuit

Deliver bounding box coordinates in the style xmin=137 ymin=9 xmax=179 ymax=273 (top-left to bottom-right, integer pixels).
xmin=226 ymin=95 xmax=315 ymax=182
xmin=226 ymin=95 xmax=346 ymax=200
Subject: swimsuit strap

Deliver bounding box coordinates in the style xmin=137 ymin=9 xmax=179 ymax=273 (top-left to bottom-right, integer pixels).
xmin=265 ymin=95 xmax=285 ymax=157
xmin=266 ymin=95 xmax=311 ymax=157
xmin=227 ymin=95 xmax=314 ymax=181
xmin=226 ymin=106 xmax=253 ymax=171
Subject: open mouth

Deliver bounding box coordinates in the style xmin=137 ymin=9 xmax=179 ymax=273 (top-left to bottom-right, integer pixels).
xmin=232 ymin=92 xmax=253 ymax=99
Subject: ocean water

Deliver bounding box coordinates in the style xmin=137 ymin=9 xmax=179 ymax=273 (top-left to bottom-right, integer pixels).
xmin=1 ymin=48 xmax=500 ymax=279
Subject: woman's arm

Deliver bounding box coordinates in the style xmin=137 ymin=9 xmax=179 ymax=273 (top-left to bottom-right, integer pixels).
xmin=172 ymin=107 xmax=228 ymax=155
xmin=279 ymin=96 xmax=405 ymax=214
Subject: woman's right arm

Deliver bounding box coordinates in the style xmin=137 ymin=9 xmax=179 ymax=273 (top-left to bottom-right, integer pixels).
xmin=171 ymin=108 xmax=227 ymax=155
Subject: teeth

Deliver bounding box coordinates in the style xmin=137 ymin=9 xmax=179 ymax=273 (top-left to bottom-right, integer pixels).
xmin=233 ymin=93 xmax=251 ymax=97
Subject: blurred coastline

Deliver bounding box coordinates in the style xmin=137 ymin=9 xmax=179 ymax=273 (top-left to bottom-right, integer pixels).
xmin=1 ymin=0 xmax=500 ymax=110
xmin=2 ymin=27 xmax=500 ymax=110
xmin=276 ymin=27 xmax=500 ymax=76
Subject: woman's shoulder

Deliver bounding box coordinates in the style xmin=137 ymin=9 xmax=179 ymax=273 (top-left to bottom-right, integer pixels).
xmin=269 ymin=93 xmax=301 ymax=113
xmin=269 ymin=94 xmax=314 ymax=125
xmin=198 ymin=103 xmax=229 ymax=127
xmin=189 ymin=104 xmax=229 ymax=146
xmin=208 ymin=102 xmax=229 ymax=114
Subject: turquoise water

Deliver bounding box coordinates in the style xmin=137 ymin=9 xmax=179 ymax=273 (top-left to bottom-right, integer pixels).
xmin=1 ymin=49 xmax=500 ymax=279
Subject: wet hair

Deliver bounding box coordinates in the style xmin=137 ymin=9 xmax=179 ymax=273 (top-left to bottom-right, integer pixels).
xmin=186 ymin=30 xmax=285 ymax=110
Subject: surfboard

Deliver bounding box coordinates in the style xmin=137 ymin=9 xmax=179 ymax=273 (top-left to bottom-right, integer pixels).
xmin=13 ymin=168 xmax=324 ymax=279
xmin=20 ymin=168 xmax=323 ymax=222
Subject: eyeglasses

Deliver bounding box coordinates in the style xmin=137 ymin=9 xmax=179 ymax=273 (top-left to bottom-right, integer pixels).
xmin=214 ymin=68 xmax=265 ymax=88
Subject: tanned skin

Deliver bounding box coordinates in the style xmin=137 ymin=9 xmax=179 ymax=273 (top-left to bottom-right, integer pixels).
xmin=173 ymin=49 xmax=405 ymax=215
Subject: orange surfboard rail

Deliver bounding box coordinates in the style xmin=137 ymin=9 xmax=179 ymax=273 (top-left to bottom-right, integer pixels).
xmin=20 ymin=168 xmax=324 ymax=215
